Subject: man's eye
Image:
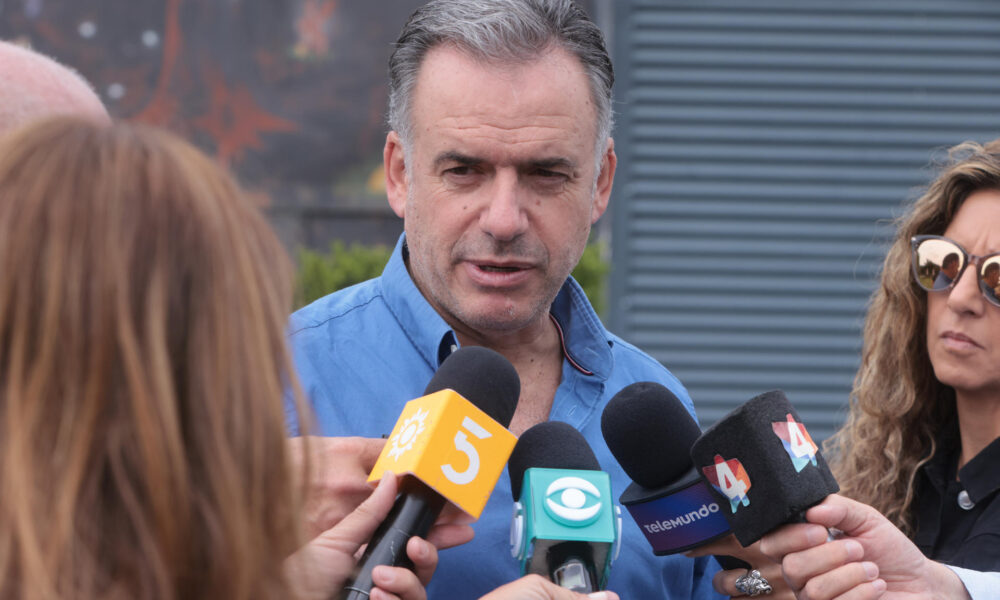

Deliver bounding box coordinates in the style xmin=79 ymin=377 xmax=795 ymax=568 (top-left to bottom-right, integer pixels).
xmin=445 ymin=166 xmax=476 ymax=177
xmin=533 ymin=169 xmax=569 ymax=183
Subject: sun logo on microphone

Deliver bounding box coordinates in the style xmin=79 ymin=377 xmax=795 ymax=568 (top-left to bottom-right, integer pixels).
xmin=771 ymin=413 xmax=818 ymax=473
xmin=387 ymin=407 xmax=428 ymax=460
xmin=543 ymin=476 xmax=604 ymax=527
xmin=701 ymin=455 xmax=751 ymax=513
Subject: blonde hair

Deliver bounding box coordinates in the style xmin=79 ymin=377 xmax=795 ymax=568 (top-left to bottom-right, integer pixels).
xmin=827 ymin=138 xmax=1000 ymax=535
xmin=0 ymin=118 xmax=303 ymax=598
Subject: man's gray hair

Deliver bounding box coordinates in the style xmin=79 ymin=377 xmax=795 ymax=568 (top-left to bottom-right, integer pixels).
xmin=388 ymin=0 xmax=614 ymax=154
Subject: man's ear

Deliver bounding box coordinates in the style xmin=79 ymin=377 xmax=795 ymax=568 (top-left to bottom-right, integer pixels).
xmin=591 ymin=138 xmax=616 ymax=224
xmin=384 ymin=131 xmax=408 ymax=218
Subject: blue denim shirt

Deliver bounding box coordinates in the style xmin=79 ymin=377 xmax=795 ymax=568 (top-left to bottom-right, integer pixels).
xmin=288 ymin=234 xmax=721 ymax=600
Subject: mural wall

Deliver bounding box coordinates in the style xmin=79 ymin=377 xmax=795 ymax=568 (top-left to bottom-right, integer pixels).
xmin=1 ymin=0 xmax=603 ymax=250
xmin=1 ymin=0 xmax=425 ymax=248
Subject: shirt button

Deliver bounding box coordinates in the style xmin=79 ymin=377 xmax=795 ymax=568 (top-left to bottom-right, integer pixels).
xmin=450 ymin=344 xmax=458 ymax=354
xmin=957 ymin=490 xmax=975 ymax=510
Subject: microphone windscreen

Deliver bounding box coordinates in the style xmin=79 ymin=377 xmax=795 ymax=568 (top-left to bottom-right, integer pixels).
xmin=508 ymin=421 xmax=601 ymax=501
xmin=601 ymin=382 xmax=702 ymax=489
xmin=425 ymin=346 xmax=520 ymax=427
xmin=689 ymin=390 xmax=839 ymax=546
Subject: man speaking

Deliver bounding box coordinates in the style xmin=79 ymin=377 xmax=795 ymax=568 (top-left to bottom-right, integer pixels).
xmin=287 ymin=1 xmax=719 ymax=598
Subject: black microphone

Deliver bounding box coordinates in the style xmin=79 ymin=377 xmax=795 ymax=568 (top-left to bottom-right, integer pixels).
xmin=508 ymin=421 xmax=621 ymax=593
xmin=689 ymin=389 xmax=839 ymax=546
xmin=600 ymin=382 xmax=749 ymax=571
xmin=340 ymin=346 xmax=520 ymax=600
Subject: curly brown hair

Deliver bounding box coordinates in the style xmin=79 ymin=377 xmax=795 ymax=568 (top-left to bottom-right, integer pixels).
xmin=826 ymin=138 xmax=1000 ymax=535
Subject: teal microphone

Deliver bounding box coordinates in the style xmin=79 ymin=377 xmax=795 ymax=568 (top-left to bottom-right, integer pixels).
xmin=508 ymin=421 xmax=621 ymax=593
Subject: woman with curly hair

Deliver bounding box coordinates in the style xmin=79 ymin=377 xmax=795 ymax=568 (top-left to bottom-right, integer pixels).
xmin=758 ymin=140 xmax=1000 ymax=600
xmin=827 ymin=139 xmax=1000 ymax=570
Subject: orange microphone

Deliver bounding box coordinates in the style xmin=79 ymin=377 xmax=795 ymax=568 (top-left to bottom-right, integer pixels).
xmin=341 ymin=346 xmax=519 ymax=600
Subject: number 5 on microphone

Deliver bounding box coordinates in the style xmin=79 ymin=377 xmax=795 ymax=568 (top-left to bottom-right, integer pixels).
xmin=442 ymin=417 xmax=493 ymax=485
xmin=370 ymin=389 xmax=517 ymax=518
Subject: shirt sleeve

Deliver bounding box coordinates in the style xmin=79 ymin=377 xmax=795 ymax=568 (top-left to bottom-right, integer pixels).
xmin=947 ymin=565 xmax=1000 ymax=600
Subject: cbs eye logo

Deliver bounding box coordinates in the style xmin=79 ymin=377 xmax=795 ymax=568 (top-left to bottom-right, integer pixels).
xmin=544 ymin=476 xmax=603 ymax=527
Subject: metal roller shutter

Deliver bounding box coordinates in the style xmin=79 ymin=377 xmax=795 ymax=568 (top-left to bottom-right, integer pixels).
xmin=608 ymin=0 xmax=1000 ymax=440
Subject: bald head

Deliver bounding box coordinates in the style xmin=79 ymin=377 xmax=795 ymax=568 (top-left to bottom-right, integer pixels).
xmin=0 ymin=40 xmax=108 ymax=136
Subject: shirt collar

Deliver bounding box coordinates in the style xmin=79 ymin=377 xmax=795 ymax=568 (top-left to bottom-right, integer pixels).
xmin=922 ymin=423 xmax=959 ymax=494
xmin=549 ymin=275 xmax=613 ymax=380
xmin=958 ymin=435 xmax=1000 ymax=503
xmin=379 ymin=234 xmax=456 ymax=371
xmin=380 ymin=233 xmax=613 ymax=378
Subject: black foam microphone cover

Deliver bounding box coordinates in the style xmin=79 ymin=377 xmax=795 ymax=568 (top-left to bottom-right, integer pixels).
xmin=426 ymin=345 xmax=520 ymax=427
xmin=600 ymin=381 xmax=702 ymax=488
xmin=600 ymin=383 xmax=750 ymax=570
xmin=689 ymin=389 xmax=839 ymax=546
xmin=508 ymin=420 xmax=601 ymax=501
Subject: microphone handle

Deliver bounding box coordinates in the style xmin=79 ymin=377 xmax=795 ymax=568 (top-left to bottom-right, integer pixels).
xmin=710 ymin=509 xmax=807 ymax=572
xmin=714 ymin=555 xmax=751 ymax=571
xmin=339 ymin=478 xmax=446 ymax=600
xmin=547 ymin=541 xmax=598 ymax=593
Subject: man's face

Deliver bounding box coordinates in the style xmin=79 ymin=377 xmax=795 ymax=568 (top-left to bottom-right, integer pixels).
xmin=384 ymin=45 xmax=615 ymax=337
xmin=943 ymin=258 xmax=960 ymax=279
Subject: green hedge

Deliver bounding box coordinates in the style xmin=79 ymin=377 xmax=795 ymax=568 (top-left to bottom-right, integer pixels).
xmin=295 ymin=240 xmax=609 ymax=316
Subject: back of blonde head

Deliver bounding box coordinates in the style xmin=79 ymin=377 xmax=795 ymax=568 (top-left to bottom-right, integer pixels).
xmin=0 ymin=118 xmax=301 ymax=599
xmin=828 ymin=138 xmax=1000 ymax=535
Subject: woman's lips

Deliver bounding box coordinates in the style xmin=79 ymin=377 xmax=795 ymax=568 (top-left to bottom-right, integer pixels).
xmin=941 ymin=330 xmax=983 ymax=350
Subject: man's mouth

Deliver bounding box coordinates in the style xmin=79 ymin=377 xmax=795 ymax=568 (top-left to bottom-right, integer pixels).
xmin=479 ymin=264 xmax=522 ymax=273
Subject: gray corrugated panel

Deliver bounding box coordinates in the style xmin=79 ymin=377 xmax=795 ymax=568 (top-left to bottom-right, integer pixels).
xmin=658 ymin=311 xmax=862 ymax=331
xmin=653 ymin=359 xmax=857 ymax=382
xmin=633 ymin=107 xmax=1000 ymax=129
xmin=632 ymin=124 xmax=995 ymax=145
xmin=635 ymin=33 xmax=1000 ymax=53
xmin=628 ymin=239 xmax=885 ymax=257
xmin=624 ymin=293 xmax=868 ymax=315
xmin=630 ymin=198 xmax=902 ymax=219
xmin=631 ymin=256 xmax=884 ymax=275
xmin=634 ymin=88 xmax=1000 ymax=111
xmin=630 ymin=143 xmax=945 ymax=164
xmin=610 ymin=1 xmax=1000 ymax=442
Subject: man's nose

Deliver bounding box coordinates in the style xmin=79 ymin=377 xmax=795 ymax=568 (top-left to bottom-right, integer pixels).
xmin=479 ymin=170 xmax=528 ymax=241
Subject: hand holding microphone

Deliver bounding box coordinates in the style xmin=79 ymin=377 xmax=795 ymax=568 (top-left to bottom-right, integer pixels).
xmin=480 ymin=575 xmax=621 ymax=600
xmin=602 ymin=383 xmax=837 ymax=599
xmin=687 ymin=389 xmax=840 ymax=598
xmin=286 ymin=473 xmax=446 ymax=600
xmin=508 ymin=421 xmax=621 ymax=593
xmin=689 ymin=390 xmax=839 ymax=547
xmin=599 ymin=382 xmax=749 ymax=570
xmin=341 ymin=346 xmax=521 ymax=600
xmin=759 ymin=494 xmax=978 ymax=600
xmin=287 ymin=435 xmax=388 ymax=538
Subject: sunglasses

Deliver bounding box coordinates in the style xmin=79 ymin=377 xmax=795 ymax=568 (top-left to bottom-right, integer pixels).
xmin=911 ymin=235 xmax=1000 ymax=307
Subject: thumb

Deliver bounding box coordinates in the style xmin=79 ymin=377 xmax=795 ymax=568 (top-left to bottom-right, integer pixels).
xmin=804 ymin=494 xmax=879 ymax=537
xmin=479 ymin=575 xmax=619 ymax=600
xmin=313 ymin=472 xmax=398 ymax=553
